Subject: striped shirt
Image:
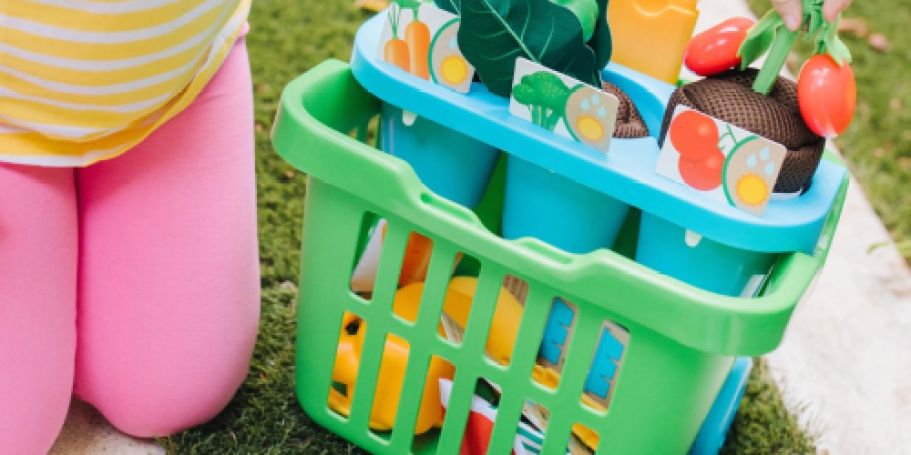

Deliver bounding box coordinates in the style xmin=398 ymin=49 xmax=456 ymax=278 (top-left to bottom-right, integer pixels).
xmin=0 ymin=0 xmax=251 ymax=167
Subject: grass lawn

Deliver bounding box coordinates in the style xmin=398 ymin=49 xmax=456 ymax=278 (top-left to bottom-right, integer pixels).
xmin=162 ymin=0 xmax=819 ymax=452
xmin=747 ymin=0 xmax=911 ymax=260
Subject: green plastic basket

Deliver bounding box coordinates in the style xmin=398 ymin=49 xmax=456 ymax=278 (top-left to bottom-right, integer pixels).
xmin=272 ymin=60 xmax=848 ymax=454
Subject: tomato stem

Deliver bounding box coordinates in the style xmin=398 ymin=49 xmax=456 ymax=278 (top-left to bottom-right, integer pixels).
xmin=752 ymin=26 xmax=799 ymax=95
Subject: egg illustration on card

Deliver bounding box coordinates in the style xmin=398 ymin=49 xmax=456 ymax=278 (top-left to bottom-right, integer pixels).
xmin=429 ymin=19 xmax=473 ymax=93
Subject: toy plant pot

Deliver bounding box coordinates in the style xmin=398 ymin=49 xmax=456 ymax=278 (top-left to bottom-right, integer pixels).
xmin=636 ymin=213 xmax=778 ymax=296
xmin=379 ymin=103 xmax=500 ymax=208
xmin=502 ymin=157 xmax=630 ymax=254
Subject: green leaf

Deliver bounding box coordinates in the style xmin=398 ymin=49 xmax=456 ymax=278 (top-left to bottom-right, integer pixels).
xmin=433 ymin=0 xmax=459 ymax=14
xmin=458 ymin=0 xmax=600 ymax=97
xmin=551 ymin=0 xmax=599 ymax=41
xmin=587 ymin=0 xmax=612 ymax=69
xmin=738 ymin=10 xmax=781 ymax=69
xmin=826 ymin=16 xmax=853 ymax=64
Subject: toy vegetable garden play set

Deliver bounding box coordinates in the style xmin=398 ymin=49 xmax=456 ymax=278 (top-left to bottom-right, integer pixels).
xmin=272 ymin=0 xmax=855 ymax=453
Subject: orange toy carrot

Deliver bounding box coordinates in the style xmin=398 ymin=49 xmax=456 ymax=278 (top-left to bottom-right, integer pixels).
xmin=385 ymin=39 xmax=411 ymax=72
xmin=385 ymin=4 xmax=411 ymax=72
xmin=405 ymin=7 xmax=430 ymax=80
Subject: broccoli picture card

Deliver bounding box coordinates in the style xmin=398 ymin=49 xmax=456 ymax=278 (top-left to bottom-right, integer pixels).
xmin=508 ymin=58 xmax=619 ymax=153
xmin=378 ymin=1 xmax=475 ymax=93
xmin=656 ymin=106 xmax=787 ymax=217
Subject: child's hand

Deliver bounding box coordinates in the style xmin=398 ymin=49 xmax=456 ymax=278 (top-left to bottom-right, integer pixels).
xmin=772 ymin=0 xmax=853 ymax=31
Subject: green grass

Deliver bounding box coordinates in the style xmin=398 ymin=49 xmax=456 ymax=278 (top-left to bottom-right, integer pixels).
xmin=748 ymin=0 xmax=911 ymax=260
xmin=162 ymin=0 xmax=815 ymax=452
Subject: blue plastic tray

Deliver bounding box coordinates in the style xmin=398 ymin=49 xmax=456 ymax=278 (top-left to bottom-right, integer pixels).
xmin=349 ymin=14 xmax=846 ymax=255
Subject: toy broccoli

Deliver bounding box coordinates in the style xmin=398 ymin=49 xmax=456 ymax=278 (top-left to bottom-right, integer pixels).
xmin=512 ymin=71 xmax=572 ymax=131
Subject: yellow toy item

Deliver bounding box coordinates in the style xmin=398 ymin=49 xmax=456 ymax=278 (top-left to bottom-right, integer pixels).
xmin=329 ymin=277 xmax=524 ymax=434
xmin=607 ymin=0 xmax=700 ymax=84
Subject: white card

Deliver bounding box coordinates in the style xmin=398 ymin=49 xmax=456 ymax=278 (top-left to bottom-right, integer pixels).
xmin=378 ymin=3 xmax=475 ymax=93
xmin=508 ymin=58 xmax=619 ymax=153
xmin=657 ymin=106 xmax=787 ymax=216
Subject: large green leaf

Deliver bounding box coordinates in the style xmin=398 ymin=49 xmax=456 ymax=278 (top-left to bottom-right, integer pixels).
xmin=588 ymin=0 xmax=611 ymax=69
xmin=457 ymin=0 xmax=600 ymax=97
xmin=551 ymin=0 xmax=598 ymax=41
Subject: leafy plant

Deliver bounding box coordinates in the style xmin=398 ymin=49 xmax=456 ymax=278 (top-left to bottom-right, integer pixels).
xmin=455 ymin=0 xmax=599 ymax=96
xmin=434 ymin=0 xmax=612 ymax=97
xmin=512 ymin=71 xmax=572 ymax=130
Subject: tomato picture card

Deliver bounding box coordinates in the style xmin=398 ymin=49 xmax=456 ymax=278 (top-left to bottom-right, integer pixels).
xmin=656 ymin=106 xmax=787 ymax=217
xmin=509 ymin=58 xmax=619 ymax=153
xmin=378 ymin=2 xmax=475 ymax=93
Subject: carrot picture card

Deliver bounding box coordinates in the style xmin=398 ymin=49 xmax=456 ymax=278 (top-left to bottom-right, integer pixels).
xmin=378 ymin=0 xmax=475 ymax=93
xmin=508 ymin=58 xmax=619 ymax=153
xmin=657 ymin=106 xmax=787 ymax=217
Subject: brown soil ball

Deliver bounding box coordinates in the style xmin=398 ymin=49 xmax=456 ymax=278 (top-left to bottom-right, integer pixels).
xmin=603 ymin=81 xmax=650 ymax=139
xmin=659 ymin=69 xmax=825 ymax=193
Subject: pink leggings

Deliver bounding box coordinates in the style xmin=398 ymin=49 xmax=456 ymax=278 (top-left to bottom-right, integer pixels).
xmin=0 ymin=38 xmax=260 ymax=453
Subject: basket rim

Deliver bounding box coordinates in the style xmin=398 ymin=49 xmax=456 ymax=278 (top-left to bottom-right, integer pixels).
xmin=272 ymin=60 xmax=849 ymax=356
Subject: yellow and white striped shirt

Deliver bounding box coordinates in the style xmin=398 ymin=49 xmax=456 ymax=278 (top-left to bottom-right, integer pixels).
xmin=0 ymin=0 xmax=251 ymax=167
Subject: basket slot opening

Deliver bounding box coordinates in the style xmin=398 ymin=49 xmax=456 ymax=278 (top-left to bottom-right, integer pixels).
xmin=477 ymin=275 xmax=527 ymax=367
xmin=388 ymin=231 xmax=436 ymax=324
xmin=513 ymin=399 xmax=551 ymax=454
xmin=402 ymin=355 xmax=456 ymax=453
xmin=362 ymin=333 xmax=413 ymax=442
xmin=350 ymin=218 xmax=422 ymax=308
xmin=437 ymin=252 xmax=481 ymax=348
xmin=433 ymin=375 xmax=483 ymax=454
xmin=349 ymin=211 xmax=382 ymax=299
xmin=326 ymin=311 xmax=367 ymax=423
xmin=444 ymin=377 xmax=510 ymax=454
xmin=570 ymin=422 xmax=600 ymax=454
xmin=548 ymin=305 xmax=630 ymax=419
xmin=533 ymin=298 xmax=579 ymax=391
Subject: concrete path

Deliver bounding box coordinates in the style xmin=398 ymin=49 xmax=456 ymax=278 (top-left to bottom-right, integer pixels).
xmin=48 ymin=1 xmax=911 ymax=453
xmin=49 ymin=400 xmax=162 ymax=455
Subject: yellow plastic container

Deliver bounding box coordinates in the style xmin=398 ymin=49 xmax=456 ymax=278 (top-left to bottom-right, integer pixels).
xmin=607 ymin=0 xmax=699 ymax=83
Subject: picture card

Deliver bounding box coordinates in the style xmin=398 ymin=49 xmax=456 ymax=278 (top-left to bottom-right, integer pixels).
xmin=508 ymin=58 xmax=619 ymax=153
xmin=378 ymin=2 xmax=475 ymax=93
xmin=656 ymin=105 xmax=787 ymax=216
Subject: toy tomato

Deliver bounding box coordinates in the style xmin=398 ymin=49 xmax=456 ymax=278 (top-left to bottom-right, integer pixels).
xmin=669 ymin=110 xmax=720 ymax=162
xmin=685 ymin=17 xmax=755 ymax=76
xmin=679 ymin=149 xmax=724 ymax=191
xmin=798 ymin=54 xmax=857 ymax=137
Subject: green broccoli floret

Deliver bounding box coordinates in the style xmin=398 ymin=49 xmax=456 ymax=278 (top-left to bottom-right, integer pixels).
xmin=513 ymin=71 xmax=571 ymax=131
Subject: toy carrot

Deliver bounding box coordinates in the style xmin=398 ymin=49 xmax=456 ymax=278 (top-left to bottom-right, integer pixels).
xmin=385 ymin=3 xmax=411 ymax=72
xmin=405 ymin=4 xmax=430 ymax=79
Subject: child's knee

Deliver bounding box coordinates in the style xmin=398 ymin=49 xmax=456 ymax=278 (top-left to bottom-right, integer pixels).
xmin=0 ymin=389 xmax=72 ymax=455
xmin=79 ymin=339 xmax=255 ymax=438
xmin=0 ymin=326 xmax=75 ymax=455
xmin=74 ymin=290 xmax=259 ymax=438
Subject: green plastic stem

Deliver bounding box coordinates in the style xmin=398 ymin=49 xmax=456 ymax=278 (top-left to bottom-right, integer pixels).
xmin=752 ymin=26 xmax=799 ymax=95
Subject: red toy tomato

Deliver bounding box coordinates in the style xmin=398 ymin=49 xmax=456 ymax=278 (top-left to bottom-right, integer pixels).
xmin=685 ymin=17 xmax=755 ymax=77
xmin=669 ymin=110 xmax=720 ymax=162
xmin=679 ymin=149 xmax=724 ymax=191
xmin=798 ymin=54 xmax=857 ymax=137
